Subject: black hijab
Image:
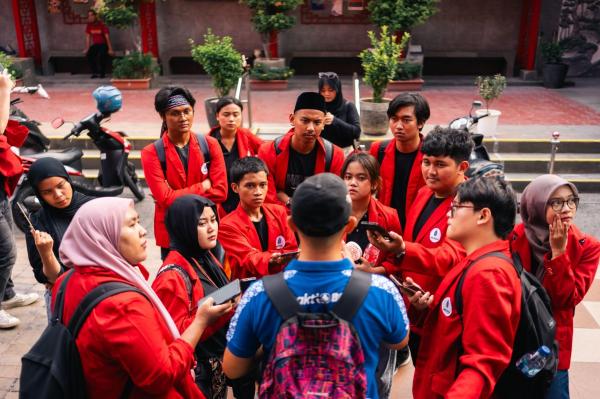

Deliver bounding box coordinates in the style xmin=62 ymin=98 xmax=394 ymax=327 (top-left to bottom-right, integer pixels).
xmin=318 ymin=72 xmax=345 ymax=115
xmin=27 ymin=157 xmax=92 ymax=241
xmin=166 ymin=195 xmax=228 ymax=287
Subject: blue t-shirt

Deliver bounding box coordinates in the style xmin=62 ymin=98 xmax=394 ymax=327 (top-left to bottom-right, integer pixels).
xmin=227 ymin=258 xmax=409 ymax=399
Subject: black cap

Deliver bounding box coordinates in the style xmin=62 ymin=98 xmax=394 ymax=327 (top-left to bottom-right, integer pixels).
xmin=294 ymin=92 xmax=327 ymax=114
xmin=291 ymin=173 xmax=351 ymax=237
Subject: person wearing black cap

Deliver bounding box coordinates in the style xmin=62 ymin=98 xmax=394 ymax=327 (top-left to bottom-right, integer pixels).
xmin=318 ymin=72 xmax=361 ymax=148
xmin=257 ymin=92 xmax=345 ymax=208
xmin=141 ymin=86 xmax=227 ymax=259
xmin=223 ymin=173 xmax=409 ymax=399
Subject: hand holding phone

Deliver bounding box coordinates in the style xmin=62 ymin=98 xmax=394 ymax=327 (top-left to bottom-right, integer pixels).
xmin=360 ymin=221 xmax=391 ymax=240
xmin=389 ymin=275 xmax=425 ymax=296
xmin=198 ymin=279 xmax=241 ymax=307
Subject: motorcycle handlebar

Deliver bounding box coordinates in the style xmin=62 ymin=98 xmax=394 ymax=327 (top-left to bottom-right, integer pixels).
xmin=63 ymin=112 xmax=110 ymax=140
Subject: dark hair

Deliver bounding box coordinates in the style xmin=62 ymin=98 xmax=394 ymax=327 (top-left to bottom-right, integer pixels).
xmin=88 ymin=9 xmax=97 ymax=16
xmin=421 ymin=126 xmax=475 ymax=164
xmin=456 ymin=176 xmax=516 ymax=239
xmin=154 ymin=86 xmax=196 ymax=115
xmin=216 ymin=96 xmax=243 ymax=115
xmin=230 ymin=157 xmax=269 ymax=184
xmin=387 ymin=93 xmax=431 ymax=126
xmin=341 ymin=152 xmax=381 ymax=194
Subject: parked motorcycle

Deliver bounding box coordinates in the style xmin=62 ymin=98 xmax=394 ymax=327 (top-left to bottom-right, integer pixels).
xmin=10 ymin=86 xmax=145 ymax=233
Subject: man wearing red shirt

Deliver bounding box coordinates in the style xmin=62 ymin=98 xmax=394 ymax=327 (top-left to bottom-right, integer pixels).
xmin=258 ymin=92 xmax=344 ymax=208
xmin=408 ymin=177 xmax=521 ymax=399
xmin=84 ymin=9 xmax=113 ymax=79
xmin=219 ymin=157 xmax=298 ymax=279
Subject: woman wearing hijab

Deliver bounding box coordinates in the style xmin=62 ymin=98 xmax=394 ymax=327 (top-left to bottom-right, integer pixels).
xmin=25 ymin=158 xmax=92 ymax=319
xmin=207 ymin=97 xmax=263 ymax=216
xmin=509 ymin=175 xmax=600 ymax=399
xmin=55 ymin=197 xmax=231 ymax=399
xmin=318 ymin=71 xmax=361 ymax=148
xmin=153 ymin=194 xmax=253 ymax=399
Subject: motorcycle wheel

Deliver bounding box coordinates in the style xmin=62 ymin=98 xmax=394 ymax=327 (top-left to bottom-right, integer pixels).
xmin=11 ymin=185 xmax=39 ymax=234
xmin=124 ymin=161 xmax=145 ymax=202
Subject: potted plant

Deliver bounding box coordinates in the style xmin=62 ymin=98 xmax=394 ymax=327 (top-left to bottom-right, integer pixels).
xmin=540 ymin=41 xmax=569 ymax=89
xmin=0 ymin=52 xmax=24 ymax=86
xmin=190 ymin=30 xmax=244 ymax=127
xmin=249 ymin=63 xmax=294 ymax=90
xmin=99 ymin=0 xmax=142 ymax=50
xmin=387 ymin=60 xmax=424 ymax=92
xmin=358 ymin=27 xmax=406 ymax=135
xmin=474 ymin=74 xmax=507 ymax=134
xmin=367 ymin=0 xmax=439 ymax=33
xmin=111 ymin=51 xmax=158 ymax=89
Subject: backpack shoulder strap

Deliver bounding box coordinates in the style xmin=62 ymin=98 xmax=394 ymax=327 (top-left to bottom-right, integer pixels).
xmin=51 ymin=269 xmax=76 ymax=323
xmin=153 ymin=138 xmax=167 ymax=176
xmin=67 ymin=281 xmax=144 ymax=337
xmin=333 ymin=270 xmax=371 ymax=321
xmin=323 ymin=139 xmax=334 ymax=172
xmin=455 ymin=251 xmax=513 ymax=315
xmin=195 ymin=133 xmax=210 ymax=163
xmin=273 ymin=135 xmax=284 ymax=156
xmin=157 ymin=264 xmax=193 ymax=303
xmin=377 ymin=140 xmax=391 ymax=164
xmin=262 ymin=273 xmax=300 ymax=320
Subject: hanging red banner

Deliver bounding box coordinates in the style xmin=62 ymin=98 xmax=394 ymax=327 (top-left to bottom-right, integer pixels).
xmin=12 ymin=0 xmax=42 ymax=65
xmin=139 ymin=1 xmax=159 ymax=58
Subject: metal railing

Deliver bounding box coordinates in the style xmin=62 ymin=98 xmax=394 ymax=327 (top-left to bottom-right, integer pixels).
xmin=548 ymin=131 xmax=560 ymax=174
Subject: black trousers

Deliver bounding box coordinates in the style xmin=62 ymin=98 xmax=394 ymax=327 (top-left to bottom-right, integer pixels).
xmin=86 ymin=43 xmax=109 ymax=76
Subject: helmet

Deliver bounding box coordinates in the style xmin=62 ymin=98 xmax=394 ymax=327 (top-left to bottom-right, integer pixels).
xmin=466 ymin=160 xmax=505 ymax=179
xmin=93 ymin=86 xmax=122 ymax=114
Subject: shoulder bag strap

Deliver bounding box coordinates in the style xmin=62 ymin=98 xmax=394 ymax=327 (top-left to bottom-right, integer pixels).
xmin=332 ymin=270 xmax=371 ymax=321
xmin=262 ymin=272 xmax=300 ymax=320
xmin=157 ymin=264 xmax=194 ymax=304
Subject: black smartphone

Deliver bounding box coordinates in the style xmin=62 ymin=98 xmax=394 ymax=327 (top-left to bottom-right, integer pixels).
xmin=389 ymin=275 xmax=425 ymax=296
xmin=198 ymin=279 xmax=241 ymax=306
xmin=360 ymin=221 xmax=391 ymax=239
xmin=279 ymin=250 xmax=300 ymax=260
xmin=240 ymin=277 xmax=257 ymax=292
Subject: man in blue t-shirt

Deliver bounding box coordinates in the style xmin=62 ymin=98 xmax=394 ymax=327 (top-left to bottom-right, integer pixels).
xmin=223 ymin=173 xmax=410 ymax=399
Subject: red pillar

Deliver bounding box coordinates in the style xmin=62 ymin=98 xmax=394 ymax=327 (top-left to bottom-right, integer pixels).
xmin=268 ymin=30 xmax=279 ymax=58
xmin=516 ymin=0 xmax=542 ymax=70
xmin=139 ymin=1 xmax=159 ymax=57
xmin=11 ymin=0 xmax=42 ymax=66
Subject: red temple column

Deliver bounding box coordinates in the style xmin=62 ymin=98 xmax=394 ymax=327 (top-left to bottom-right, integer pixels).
xmin=516 ymin=0 xmax=542 ymax=70
xmin=11 ymin=0 xmax=42 ymax=66
xmin=268 ymin=30 xmax=279 ymax=58
xmin=139 ymin=1 xmax=159 ymax=57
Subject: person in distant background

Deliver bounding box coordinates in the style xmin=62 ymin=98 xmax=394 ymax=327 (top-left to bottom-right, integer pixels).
xmin=84 ymin=9 xmax=114 ymax=79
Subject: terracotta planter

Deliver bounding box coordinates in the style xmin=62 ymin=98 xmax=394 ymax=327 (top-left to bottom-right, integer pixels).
xmin=14 ymin=78 xmax=24 ymax=87
xmin=359 ymin=98 xmax=391 ymax=136
xmin=250 ymin=80 xmax=289 ymax=91
xmin=387 ymin=78 xmax=425 ymax=92
xmin=110 ymin=78 xmax=151 ymax=90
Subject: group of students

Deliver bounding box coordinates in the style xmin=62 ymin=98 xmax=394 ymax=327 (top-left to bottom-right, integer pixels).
xmin=3 ymin=67 xmax=599 ymax=399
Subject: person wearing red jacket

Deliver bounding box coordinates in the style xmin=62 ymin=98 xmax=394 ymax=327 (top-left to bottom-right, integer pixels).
xmin=219 ymin=157 xmax=298 ymax=279
xmin=141 ymin=86 xmax=227 ymax=258
xmin=54 ymin=197 xmax=231 ymax=399
xmin=509 ymin=175 xmax=600 ymax=398
xmin=367 ymin=127 xmax=472 ymax=363
xmin=152 ymin=195 xmax=255 ymax=399
xmin=369 ymin=93 xmax=430 ymax=228
xmin=258 ymin=92 xmax=344 ymax=208
xmin=409 ymin=177 xmax=521 ymax=399
xmin=207 ymin=97 xmax=263 ymax=216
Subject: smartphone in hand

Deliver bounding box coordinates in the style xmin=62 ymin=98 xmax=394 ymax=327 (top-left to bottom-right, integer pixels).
xmin=198 ymin=279 xmax=241 ymax=306
xmin=389 ymin=275 xmax=425 ymax=296
xmin=360 ymin=221 xmax=391 ymax=240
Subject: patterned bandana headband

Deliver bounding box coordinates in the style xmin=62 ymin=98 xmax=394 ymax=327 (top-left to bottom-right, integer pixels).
xmin=165 ymin=94 xmax=190 ymax=110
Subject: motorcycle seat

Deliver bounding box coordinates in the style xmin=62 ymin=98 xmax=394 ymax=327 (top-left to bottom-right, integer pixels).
xmin=26 ymin=148 xmax=83 ymax=164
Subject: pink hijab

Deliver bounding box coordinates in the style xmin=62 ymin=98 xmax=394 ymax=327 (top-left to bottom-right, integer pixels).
xmin=59 ymin=197 xmax=180 ymax=338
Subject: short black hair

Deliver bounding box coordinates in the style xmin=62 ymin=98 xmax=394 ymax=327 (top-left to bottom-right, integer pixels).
xmin=216 ymin=96 xmax=243 ymax=114
xmin=154 ymin=86 xmax=196 ymax=115
xmin=456 ymin=176 xmax=516 ymax=239
xmin=421 ymin=126 xmax=475 ymax=164
xmin=230 ymin=157 xmax=269 ymax=184
xmin=387 ymin=93 xmax=431 ymax=125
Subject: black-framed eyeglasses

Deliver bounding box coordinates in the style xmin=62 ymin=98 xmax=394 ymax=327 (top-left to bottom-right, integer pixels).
xmin=450 ymin=203 xmax=477 ymax=218
xmin=318 ymin=72 xmax=338 ymax=79
xmin=548 ymin=197 xmax=579 ymax=212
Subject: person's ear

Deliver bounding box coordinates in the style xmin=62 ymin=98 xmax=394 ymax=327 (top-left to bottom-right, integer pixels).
xmin=289 ymin=113 xmax=295 ymax=126
xmin=477 ymin=207 xmax=492 ymax=225
xmin=231 ymin=182 xmax=239 ymax=194
xmin=458 ymin=160 xmax=469 ymax=174
xmin=344 ymin=215 xmax=358 ymax=234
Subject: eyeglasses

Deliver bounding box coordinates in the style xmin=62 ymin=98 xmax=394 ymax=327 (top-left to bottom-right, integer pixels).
xmin=449 ymin=203 xmax=477 ymax=218
xmin=318 ymin=72 xmax=338 ymax=79
xmin=548 ymin=197 xmax=579 ymax=212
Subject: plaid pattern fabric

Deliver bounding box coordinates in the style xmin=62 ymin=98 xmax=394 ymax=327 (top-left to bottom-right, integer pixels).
xmin=259 ymin=312 xmax=367 ymax=398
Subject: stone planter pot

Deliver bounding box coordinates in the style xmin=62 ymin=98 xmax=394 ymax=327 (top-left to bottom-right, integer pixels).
xmin=360 ymin=98 xmax=391 ymax=136
xmin=110 ymin=78 xmax=151 ymax=90
xmin=387 ymin=78 xmax=425 ymax=92
xmin=250 ymin=80 xmax=289 ymax=91
xmin=254 ymin=57 xmax=286 ymax=70
xmin=542 ymin=63 xmax=569 ymax=89
xmin=204 ymin=97 xmax=219 ymax=128
xmin=475 ymin=109 xmax=501 ymax=134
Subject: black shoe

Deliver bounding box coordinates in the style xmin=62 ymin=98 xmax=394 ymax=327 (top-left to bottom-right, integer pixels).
xmin=91 ymin=74 xmax=99 ymax=79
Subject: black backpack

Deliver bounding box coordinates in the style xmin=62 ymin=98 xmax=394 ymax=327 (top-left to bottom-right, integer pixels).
xmin=273 ymin=135 xmax=334 ymax=172
xmin=376 ymin=139 xmax=391 ymax=165
xmin=455 ymin=252 xmax=558 ymax=399
xmin=20 ymin=271 xmax=141 ymax=399
xmin=154 ymin=133 xmax=211 ymax=176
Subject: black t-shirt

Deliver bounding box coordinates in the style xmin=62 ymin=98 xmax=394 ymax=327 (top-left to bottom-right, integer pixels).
xmin=174 ymin=143 xmax=190 ymax=175
xmin=285 ymin=145 xmax=317 ymax=198
xmin=252 ymin=216 xmax=269 ymax=252
xmin=346 ymin=211 xmax=370 ymax=253
xmin=391 ymin=149 xmax=418 ymax=228
xmin=214 ymin=130 xmax=240 ymax=214
xmin=413 ymin=196 xmax=446 ymax=239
